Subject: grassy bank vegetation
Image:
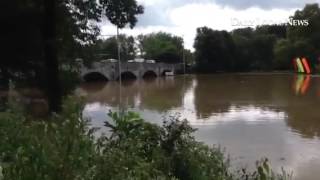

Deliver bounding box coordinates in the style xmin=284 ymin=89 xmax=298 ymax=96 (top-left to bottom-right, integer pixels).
xmin=0 ymin=98 xmax=291 ymax=180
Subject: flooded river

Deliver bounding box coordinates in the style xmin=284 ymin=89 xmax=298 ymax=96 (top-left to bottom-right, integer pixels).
xmin=76 ymin=74 xmax=320 ymax=179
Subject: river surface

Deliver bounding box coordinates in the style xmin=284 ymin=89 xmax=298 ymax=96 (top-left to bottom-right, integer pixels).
xmin=76 ymin=74 xmax=320 ymax=179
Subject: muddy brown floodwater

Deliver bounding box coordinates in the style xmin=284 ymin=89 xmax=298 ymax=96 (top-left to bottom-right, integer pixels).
xmin=76 ymin=74 xmax=320 ymax=180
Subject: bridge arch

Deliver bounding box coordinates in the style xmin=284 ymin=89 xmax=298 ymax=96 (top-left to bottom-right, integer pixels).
xmin=83 ymin=72 xmax=109 ymax=82
xmin=118 ymin=71 xmax=137 ymax=80
xmin=143 ymin=70 xmax=157 ymax=79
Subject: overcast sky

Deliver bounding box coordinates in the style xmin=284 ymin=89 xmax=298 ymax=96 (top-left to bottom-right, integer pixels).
xmin=100 ymin=0 xmax=320 ymax=50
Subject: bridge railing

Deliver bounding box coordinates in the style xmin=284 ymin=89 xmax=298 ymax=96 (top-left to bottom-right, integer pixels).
xmin=82 ymin=61 xmax=181 ymax=69
xmin=80 ymin=62 xmax=183 ymax=77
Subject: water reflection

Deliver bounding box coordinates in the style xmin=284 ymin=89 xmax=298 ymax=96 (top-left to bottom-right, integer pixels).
xmin=77 ymin=77 xmax=192 ymax=112
xmin=293 ymin=75 xmax=311 ymax=95
xmin=78 ymin=74 xmax=320 ymax=180
xmin=78 ymin=74 xmax=320 ymax=139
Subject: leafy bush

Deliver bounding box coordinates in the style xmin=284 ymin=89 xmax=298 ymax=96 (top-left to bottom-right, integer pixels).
xmin=0 ymin=98 xmax=291 ymax=180
xmin=0 ymin=99 xmax=97 ymax=180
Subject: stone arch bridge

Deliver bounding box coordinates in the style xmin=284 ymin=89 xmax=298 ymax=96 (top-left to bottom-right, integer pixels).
xmin=80 ymin=62 xmax=182 ymax=81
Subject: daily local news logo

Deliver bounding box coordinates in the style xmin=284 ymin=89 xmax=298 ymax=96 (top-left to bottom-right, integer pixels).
xmin=287 ymin=18 xmax=309 ymax=26
xmin=231 ymin=17 xmax=309 ymax=27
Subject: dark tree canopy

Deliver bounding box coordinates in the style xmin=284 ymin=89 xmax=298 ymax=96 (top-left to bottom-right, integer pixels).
xmin=101 ymin=0 xmax=144 ymax=29
xmin=274 ymin=3 xmax=320 ymax=70
xmin=1 ymin=0 xmax=102 ymax=76
xmin=256 ymin=25 xmax=287 ymax=39
xmin=194 ymin=27 xmax=236 ymax=72
xmin=93 ymin=35 xmax=137 ymax=61
xmin=1 ymin=0 xmax=103 ymax=112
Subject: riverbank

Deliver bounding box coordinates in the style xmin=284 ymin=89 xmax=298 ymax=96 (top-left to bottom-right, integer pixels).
xmin=0 ymin=98 xmax=291 ymax=179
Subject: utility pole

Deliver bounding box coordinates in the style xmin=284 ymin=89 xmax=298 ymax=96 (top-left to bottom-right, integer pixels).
xmin=183 ymin=48 xmax=186 ymax=75
xmin=117 ymin=27 xmax=122 ymax=85
xmin=100 ymin=31 xmax=122 ymax=112
xmin=182 ymin=35 xmax=186 ymax=75
xmin=116 ymin=27 xmax=123 ymax=113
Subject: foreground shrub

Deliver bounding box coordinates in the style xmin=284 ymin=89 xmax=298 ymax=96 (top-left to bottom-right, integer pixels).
xmin=0 ymin=100 xmax=97 ymax=180
xmin=0 ymin=99 xmax=291 ymax=180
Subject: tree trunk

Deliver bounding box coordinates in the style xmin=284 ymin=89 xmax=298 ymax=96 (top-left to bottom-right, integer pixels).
xmin=0 ymin=68 xmax=9 ymax=111
xmin=44 ymin=0 xmax=62 ymax=113
xmin=0 ymin=68 xmax=9 ymax=91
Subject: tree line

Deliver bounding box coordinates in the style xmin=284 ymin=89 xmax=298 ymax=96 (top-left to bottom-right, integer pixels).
xmin=85 ymin=32 xmax=188 ymax=64
xmin=194 ymin=3 xmax=320 ymax=73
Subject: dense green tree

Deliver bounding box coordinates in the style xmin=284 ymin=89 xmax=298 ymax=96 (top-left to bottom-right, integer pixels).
xmin=194 ymin=25 xmax=282 ymax=73
xmin=250 ymin=34 xmax=277 ymax=70
xmin=138 ymin=32 xmax=184 ymax=63
xmin=101 ymin=0 xmax=144 ymax=29
xmin=93 ymin=35 xmax=137 ymax=61
xmin=274 ymin=39 xmax=316 ymax=70
xmin=231 ymin=28 xmax=255 ymax=71
xmin=184 ymin=49 xmax=195 ymax=66
xmin=231 ymin=26 xmax=279 ymax=71
xmin=1 ymin=0 xmax=102 ymax=73
xmin=276 ymin=3 xmax=320 ymax=70
xmin=194 ymin=27 xmax=236 ymax=72
xmin=287 ymin=4 xmax=320 ymax=44
xmin=273 ymin=39 xmax=295 ymax=70
xmin=256 ymin=25 xmax=287 ymax=39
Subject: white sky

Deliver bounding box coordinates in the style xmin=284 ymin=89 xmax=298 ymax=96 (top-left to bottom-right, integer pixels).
xmin=100 ymin=0 xmax=320 ymax=50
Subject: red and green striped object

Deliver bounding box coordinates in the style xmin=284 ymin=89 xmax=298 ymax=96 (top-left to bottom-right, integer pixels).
xmin=301 ymin=57 xmax=311 ymax=74
xmin=296 ymin=58 xmax=305 ymax=73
